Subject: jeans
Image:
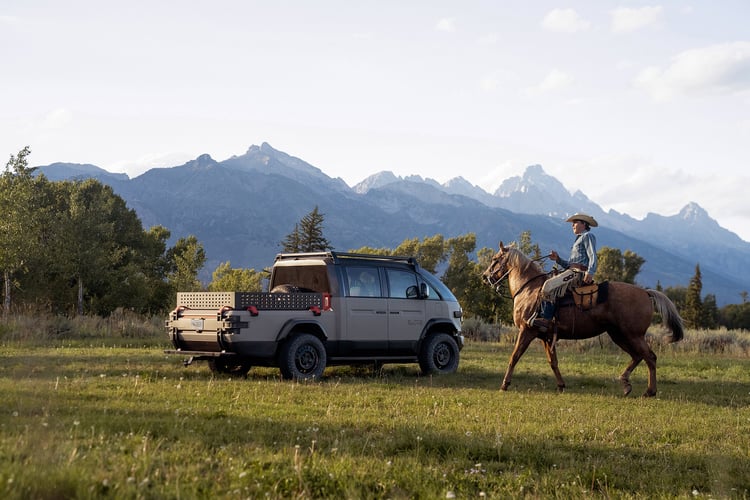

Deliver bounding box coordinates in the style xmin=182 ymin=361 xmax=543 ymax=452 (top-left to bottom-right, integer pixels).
xmin=540 ymin=300 xmax=556 ymax=320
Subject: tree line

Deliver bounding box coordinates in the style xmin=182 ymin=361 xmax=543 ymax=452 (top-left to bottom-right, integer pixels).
xmin=1 ymin=148 xmax=200 ymax=316
xmin=2 ymin=148 xmax=748 ymax=328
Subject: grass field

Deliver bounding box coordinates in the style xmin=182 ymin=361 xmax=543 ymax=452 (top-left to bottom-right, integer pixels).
xmin=1 ymin=322 xmax=749 ymax=499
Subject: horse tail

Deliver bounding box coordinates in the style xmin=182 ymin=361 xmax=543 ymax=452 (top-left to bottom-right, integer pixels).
xmin=647 ymin=289 xmax=684 ymax=343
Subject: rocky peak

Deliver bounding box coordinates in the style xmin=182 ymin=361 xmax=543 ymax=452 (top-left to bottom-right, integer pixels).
xmin=353 ymin=171 xmax=400 ymax=194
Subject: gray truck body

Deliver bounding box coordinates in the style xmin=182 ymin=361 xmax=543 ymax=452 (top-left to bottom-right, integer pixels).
xmin=165 ymin=252 xmax=464 ymax=379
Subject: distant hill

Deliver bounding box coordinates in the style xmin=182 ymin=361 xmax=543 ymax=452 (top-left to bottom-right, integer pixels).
xmin=36 ymin=142 xmax=750 ymax=306
xmin=36 ymin=162 xmax=129 ymax=183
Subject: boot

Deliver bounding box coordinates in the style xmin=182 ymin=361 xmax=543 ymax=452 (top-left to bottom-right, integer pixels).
xmin=527 ymin=301 xmax=555 ymax=333
xmin=531 ymin=317 xmax=552 ymax=333
xmin=526 ymin=311 xmax=552 ymax=333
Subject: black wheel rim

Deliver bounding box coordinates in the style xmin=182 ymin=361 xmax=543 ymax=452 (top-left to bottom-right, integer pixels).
xmin=434 ymin=342 xmax=451 ymax=368
xmin=296 ymin=344 xmax=319 ymax=373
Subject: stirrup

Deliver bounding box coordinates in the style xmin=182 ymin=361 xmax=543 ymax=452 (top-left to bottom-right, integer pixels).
xmin=526 ymin=311 xmax=539 ymax=328
xmin=526 ymin=311 xmax=550 ymax=333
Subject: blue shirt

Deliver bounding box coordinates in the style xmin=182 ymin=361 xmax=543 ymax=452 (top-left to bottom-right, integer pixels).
xmin=557 ymin=231 xmax=597 ymax=275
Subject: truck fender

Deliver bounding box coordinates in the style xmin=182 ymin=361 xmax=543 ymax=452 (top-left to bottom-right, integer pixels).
xmin=419 ymin=318 xmax=461 ymax=345
xmin=275 ymin=318 xmax=329 ymax=344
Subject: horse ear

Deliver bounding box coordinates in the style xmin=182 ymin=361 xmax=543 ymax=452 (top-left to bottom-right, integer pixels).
xmin=498 ymin=241 xmax=505 ymax=250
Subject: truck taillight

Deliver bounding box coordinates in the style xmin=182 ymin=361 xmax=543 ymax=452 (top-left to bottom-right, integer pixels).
xmin=322 ymin=293 xmax=332 ymax=311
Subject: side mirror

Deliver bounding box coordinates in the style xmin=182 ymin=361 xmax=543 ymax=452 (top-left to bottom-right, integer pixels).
xmin=420 ymin=283 xmax=429 ymax=299
xmin=405 ymin=285 xmax=419 ymax=299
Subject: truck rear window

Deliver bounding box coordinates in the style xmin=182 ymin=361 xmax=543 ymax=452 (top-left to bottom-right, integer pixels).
xmin=271 ymin=264 xmax=330 ymax=293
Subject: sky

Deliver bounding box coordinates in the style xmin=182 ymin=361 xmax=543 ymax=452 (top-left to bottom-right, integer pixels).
xmin=2 ymin=1 xmax=750 ymax=241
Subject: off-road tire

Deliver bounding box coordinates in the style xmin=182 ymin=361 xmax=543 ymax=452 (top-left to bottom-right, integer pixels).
xmin=279 ymin=333 xmax=327 ymax=380
xmin=418 ymin=333 xmax=460 ymax=375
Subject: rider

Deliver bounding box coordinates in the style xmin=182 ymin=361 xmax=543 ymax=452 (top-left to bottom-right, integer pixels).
xmin=528 ymin=213 xmax=598 ymax=333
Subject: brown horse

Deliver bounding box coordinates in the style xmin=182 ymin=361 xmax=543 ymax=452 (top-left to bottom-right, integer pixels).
xmin=482 ymin=242 xmax=684 ymax=397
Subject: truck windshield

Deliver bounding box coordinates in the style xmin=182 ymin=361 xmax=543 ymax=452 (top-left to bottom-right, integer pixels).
xmin=419 ymin=271 xmax=458 ymax=302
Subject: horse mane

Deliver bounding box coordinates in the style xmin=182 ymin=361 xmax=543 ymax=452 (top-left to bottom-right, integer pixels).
xmin=506 ymin=247 xmax=544 ymax=274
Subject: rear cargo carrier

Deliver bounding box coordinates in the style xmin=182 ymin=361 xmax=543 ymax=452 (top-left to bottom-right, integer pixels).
xmin=175 ymin=291 xmax=325 ymax=310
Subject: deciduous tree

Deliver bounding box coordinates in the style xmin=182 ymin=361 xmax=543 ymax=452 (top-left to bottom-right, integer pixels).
xmin=166 ymin=235 xmax=206 ymax=294
xmin=208 ymin=262 xmax=263 ymax=292
xmin=594 ymin=247 xmax=644 ymax=284
xmin=0 ymin=147 xmax=44 ymax=314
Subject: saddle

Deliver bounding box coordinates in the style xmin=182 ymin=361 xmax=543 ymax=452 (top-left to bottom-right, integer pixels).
xmin=561 ymin=281 xmax=609 ymax=311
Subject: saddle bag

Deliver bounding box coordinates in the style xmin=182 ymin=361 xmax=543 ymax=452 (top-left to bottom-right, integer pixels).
xmin=572 ymin=284 xmax=599 ymax=310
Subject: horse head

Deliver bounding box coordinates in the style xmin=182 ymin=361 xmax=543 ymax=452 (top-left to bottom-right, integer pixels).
xmin=482 ymin=241 xmax=513 ymax=288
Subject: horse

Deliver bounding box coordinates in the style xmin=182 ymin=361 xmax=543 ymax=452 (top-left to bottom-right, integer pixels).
xmin=482 ymin=242 xmax=684 ymax=397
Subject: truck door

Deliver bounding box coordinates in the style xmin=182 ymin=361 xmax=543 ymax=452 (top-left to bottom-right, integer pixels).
xmin=342 ymin=266 xmax=389 ymax=356
xmin=385 ymin=268 xmax=426 ymax=354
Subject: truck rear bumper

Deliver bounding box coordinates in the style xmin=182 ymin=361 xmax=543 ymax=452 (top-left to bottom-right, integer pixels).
xmin=166 ymin=338 xmax=279 ymax=360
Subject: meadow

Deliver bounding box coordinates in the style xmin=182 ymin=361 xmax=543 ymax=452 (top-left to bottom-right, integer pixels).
xmin=1 ymin=314 xmax=749 ymax=499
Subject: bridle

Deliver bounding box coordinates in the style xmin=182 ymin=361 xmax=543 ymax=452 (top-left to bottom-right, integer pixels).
xmin=485 ymin=253 xmax=550 ymax=300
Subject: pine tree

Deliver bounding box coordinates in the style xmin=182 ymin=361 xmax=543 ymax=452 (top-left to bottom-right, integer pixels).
xmin=281 ymin=223 xmax=302 ymax=253
xmin=684 ymin=264 xmax=704 ymax=328
xmin=518 ymin=231 xmax=542 ymax=261
xmin=701 ymin=293 xmax=718 ymax=329
xmin=282 ymin=206 xmax=332 ymax=253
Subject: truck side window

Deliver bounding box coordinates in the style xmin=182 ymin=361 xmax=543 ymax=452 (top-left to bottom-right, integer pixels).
xmin=386 ymin=269 xmax=419 ymax=299
xmin=346 ymin=267 xmax=381 ymax=297
xmin=421 ymin=281 xmax=440 ymax=300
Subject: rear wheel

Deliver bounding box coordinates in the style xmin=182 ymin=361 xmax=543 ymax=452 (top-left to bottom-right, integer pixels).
xmin=418 ymin=333 xmax=460 ymax=375
xmin=279 ymin=334 xmax=327 ymax=380
xmin=207 ymin=357 xmax=252 ymax=377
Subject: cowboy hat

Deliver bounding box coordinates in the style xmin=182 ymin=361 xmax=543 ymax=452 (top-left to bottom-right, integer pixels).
xmin=565 ymin=213 xmax=598 ymax=227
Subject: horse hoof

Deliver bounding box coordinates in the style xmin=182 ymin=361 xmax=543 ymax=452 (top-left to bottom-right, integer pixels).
xmin=500 ymin=383 xmax=509 ymax=391
xmin=641 ymin=390 xmax=657 ymax=398
xmin=557 ymin=385 xmax=565 ymax=393
xmin=620 ymin=378 xmax=632 ymax=396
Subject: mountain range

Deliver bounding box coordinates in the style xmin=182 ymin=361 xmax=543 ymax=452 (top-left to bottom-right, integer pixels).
xmin=36 ymin=142 xmax=750 ymax=306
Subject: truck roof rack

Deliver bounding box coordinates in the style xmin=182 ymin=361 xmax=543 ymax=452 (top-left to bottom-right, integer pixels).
xmin=274 ymin=251 xmax=419 ymax=267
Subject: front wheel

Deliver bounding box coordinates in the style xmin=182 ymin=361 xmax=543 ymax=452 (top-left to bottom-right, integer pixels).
xmin=418 ymin=333 xmax=460 ymax=375
xmin=279 ymin=333 xmax=327 ymax=380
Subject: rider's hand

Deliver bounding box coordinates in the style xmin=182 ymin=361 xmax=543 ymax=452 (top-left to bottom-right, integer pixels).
xmin=583 ymin=272 xmax=594 ymax=284
xmin=549 ymin=250 xmax=559 ymax=262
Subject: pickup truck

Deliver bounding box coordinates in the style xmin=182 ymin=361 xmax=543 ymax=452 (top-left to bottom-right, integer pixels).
xmin=165 ymin=251 xmax=464 ymax=380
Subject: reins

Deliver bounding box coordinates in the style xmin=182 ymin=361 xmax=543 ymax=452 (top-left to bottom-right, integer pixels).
xmin=488 ymin=254 xmax=550 ymax=300
xmin=511 ymin=272 xmax=548 ymax=300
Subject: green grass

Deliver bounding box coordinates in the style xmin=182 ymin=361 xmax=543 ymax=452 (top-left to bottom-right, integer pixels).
xmin=1 ymin=327 xmax=749 ymax=499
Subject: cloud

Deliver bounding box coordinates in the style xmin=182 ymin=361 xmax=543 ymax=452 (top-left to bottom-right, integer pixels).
xmin=110 ymin=151 xmax=194 ymax=178
xmin=541 ymin=8 xmax=591 ymax=33
xmin=435 ymin=18 xmax=456 ymax=32
xmin=634 ymin=41 xmax=750 ymax=100
xmin=611 ymin=6 xmax=663 ymax=34
xmin=477 ymin=33 xmax=499 ymax=45
xmin=479 ymin=69 xmax=517 ymax=92
xmin=526 ymin=69 xmax=574 ymax=95
xmin=41 ymin=108 xmax=73 ymax=129
xmin=0 ymin=15 xmax=20 ymax=25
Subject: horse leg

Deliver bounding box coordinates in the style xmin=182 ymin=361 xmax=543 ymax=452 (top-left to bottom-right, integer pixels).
xmin=637 ymin=341 xmax=658 ymax=397
xmin=501 ymin=328 xmax=537 ymax=391
xmin=607 ymin=334 xmax=641 ymax=396
xmin=542 ymin=338 xmax=565 ymax=392
xmin=619 ymin=358 xmax=641 ymax=397
xmin=609 ymin=333 xmax=657 ymax=397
